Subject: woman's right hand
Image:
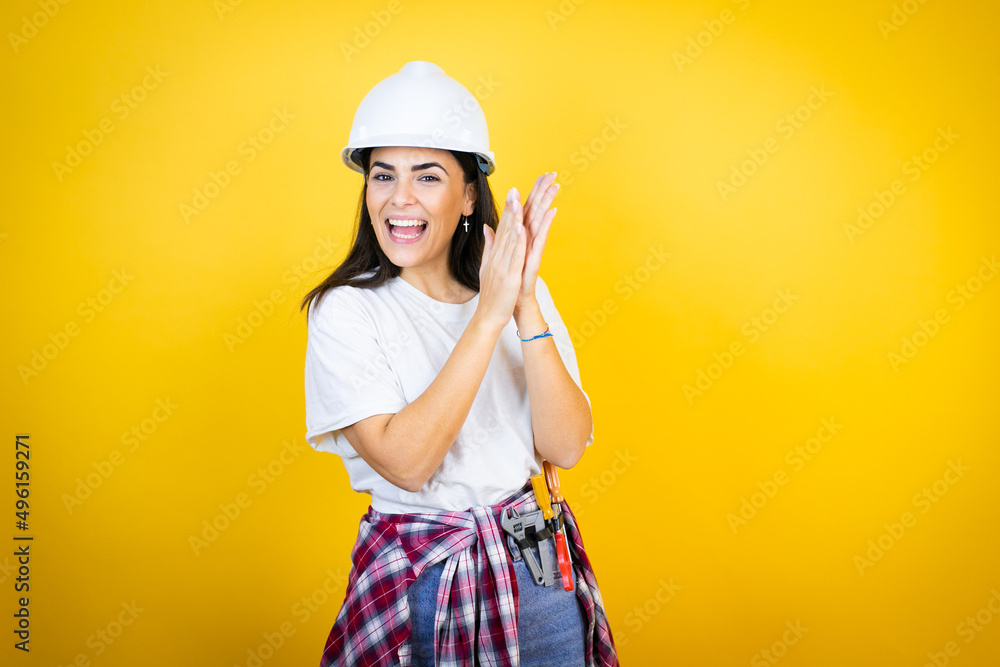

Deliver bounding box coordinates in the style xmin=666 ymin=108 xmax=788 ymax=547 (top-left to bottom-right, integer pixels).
xmin=477 ymin=187 xmax=527 ymax=331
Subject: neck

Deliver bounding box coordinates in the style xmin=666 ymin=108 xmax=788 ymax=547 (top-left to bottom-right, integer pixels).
xmin=399 ymin=265 xmax=474 ymax=304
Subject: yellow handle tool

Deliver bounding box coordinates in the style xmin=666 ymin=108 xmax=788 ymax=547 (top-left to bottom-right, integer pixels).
xmin=531 ymin=473 xmax=554 ymax=520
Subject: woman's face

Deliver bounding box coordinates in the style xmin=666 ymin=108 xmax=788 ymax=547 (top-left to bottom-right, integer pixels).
xmin=366 ymin=146 xmax=476 ymax=276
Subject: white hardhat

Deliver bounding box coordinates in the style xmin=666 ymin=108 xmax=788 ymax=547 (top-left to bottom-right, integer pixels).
xmin=341 ymin=61 xmax=496 ymax=176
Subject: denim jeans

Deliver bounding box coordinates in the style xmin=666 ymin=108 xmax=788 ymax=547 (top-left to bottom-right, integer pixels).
xmin=407 ymin=537 xmax=587 ymax=666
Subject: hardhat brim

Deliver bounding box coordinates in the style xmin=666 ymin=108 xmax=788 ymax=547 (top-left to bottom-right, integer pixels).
xmin=341 ymin=142 xmax=496 ymax=176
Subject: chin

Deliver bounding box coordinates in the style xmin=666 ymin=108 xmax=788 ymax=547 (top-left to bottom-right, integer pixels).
xmin=379 ymin=246 xmax=418 ymax=268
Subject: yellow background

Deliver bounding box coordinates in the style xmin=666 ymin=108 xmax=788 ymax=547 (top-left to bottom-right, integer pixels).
xmin=2 ymin=0 xmax=999 ymax=665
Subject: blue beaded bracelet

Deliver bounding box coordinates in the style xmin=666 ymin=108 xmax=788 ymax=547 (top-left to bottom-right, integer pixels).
xmin=517 ymin=325 xmax=552 ymax=342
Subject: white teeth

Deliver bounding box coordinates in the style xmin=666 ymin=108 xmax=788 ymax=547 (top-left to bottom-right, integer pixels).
xmin=388 ymin=219 xmax=426 ymax=239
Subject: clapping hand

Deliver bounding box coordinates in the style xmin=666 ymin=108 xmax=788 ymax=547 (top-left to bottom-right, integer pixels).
xmin=479 ymin=173 xmax=560 ymax=330
xmin=513 ymin=172 xmax=560 ymax=311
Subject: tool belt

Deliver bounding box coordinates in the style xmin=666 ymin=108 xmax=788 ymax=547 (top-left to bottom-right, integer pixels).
xmin=500 ymin=462 xmax=575 ymax=589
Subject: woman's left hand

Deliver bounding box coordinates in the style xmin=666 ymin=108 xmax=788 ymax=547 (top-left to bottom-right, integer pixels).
xmin=514 ymin=172 xmax=560 ymax=312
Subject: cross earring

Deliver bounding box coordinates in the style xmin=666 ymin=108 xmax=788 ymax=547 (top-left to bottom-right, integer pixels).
xmin=462 ymin=215 xmax=469 ymax=233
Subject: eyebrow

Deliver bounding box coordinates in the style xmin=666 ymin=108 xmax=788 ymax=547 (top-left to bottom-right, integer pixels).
xmin=371 ymin=160 xmax=447 ymax=173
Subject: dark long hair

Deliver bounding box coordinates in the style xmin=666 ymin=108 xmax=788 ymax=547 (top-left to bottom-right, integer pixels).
xmin=299 ymin=147 xmax=500 ymax=315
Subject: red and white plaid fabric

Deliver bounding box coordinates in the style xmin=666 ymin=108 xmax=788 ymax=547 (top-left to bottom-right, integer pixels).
xmin=319 ymin=481 xmax=619 ymax=666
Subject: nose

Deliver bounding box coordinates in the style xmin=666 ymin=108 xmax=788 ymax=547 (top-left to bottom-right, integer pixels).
xmin=390 ymin=177 xmax=416 ymax=207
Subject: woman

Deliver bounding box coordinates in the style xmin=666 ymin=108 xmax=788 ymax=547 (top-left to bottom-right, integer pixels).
xmin=301 ymin=61 xmax=618 ymax=666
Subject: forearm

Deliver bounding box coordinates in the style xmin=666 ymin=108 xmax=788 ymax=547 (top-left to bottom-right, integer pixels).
xmin=515 ymin=299 xmax=592 ymax=468
xmin=381 ymin=311 xmax=503 ymax=489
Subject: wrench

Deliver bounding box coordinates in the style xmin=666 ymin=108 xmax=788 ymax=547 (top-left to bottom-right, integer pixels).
xmin=501 ymin=507 xmax=545 ymax=585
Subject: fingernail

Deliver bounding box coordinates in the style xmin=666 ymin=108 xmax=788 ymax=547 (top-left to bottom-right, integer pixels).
xmin=507 ymin=187 xmax=515 ymax=203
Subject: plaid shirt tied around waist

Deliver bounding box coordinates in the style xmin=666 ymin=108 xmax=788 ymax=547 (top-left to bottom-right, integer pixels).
xmin=320 ymin=481 xmax=619 ymax=667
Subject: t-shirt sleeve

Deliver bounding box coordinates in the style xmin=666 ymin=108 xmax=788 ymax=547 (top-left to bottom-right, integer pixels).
xmin=534 ymin=276 xmax=595 ymax=448
xmin=303 ymin=288 xmax=409 ymax=458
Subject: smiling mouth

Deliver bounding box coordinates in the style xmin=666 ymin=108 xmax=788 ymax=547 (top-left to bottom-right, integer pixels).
xmin=386 ymin=219 xmax=428 ymax=240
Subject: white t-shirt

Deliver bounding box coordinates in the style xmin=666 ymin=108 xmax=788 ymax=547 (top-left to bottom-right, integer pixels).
xmin=303 ymin=270 xmax=594 ymax=514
